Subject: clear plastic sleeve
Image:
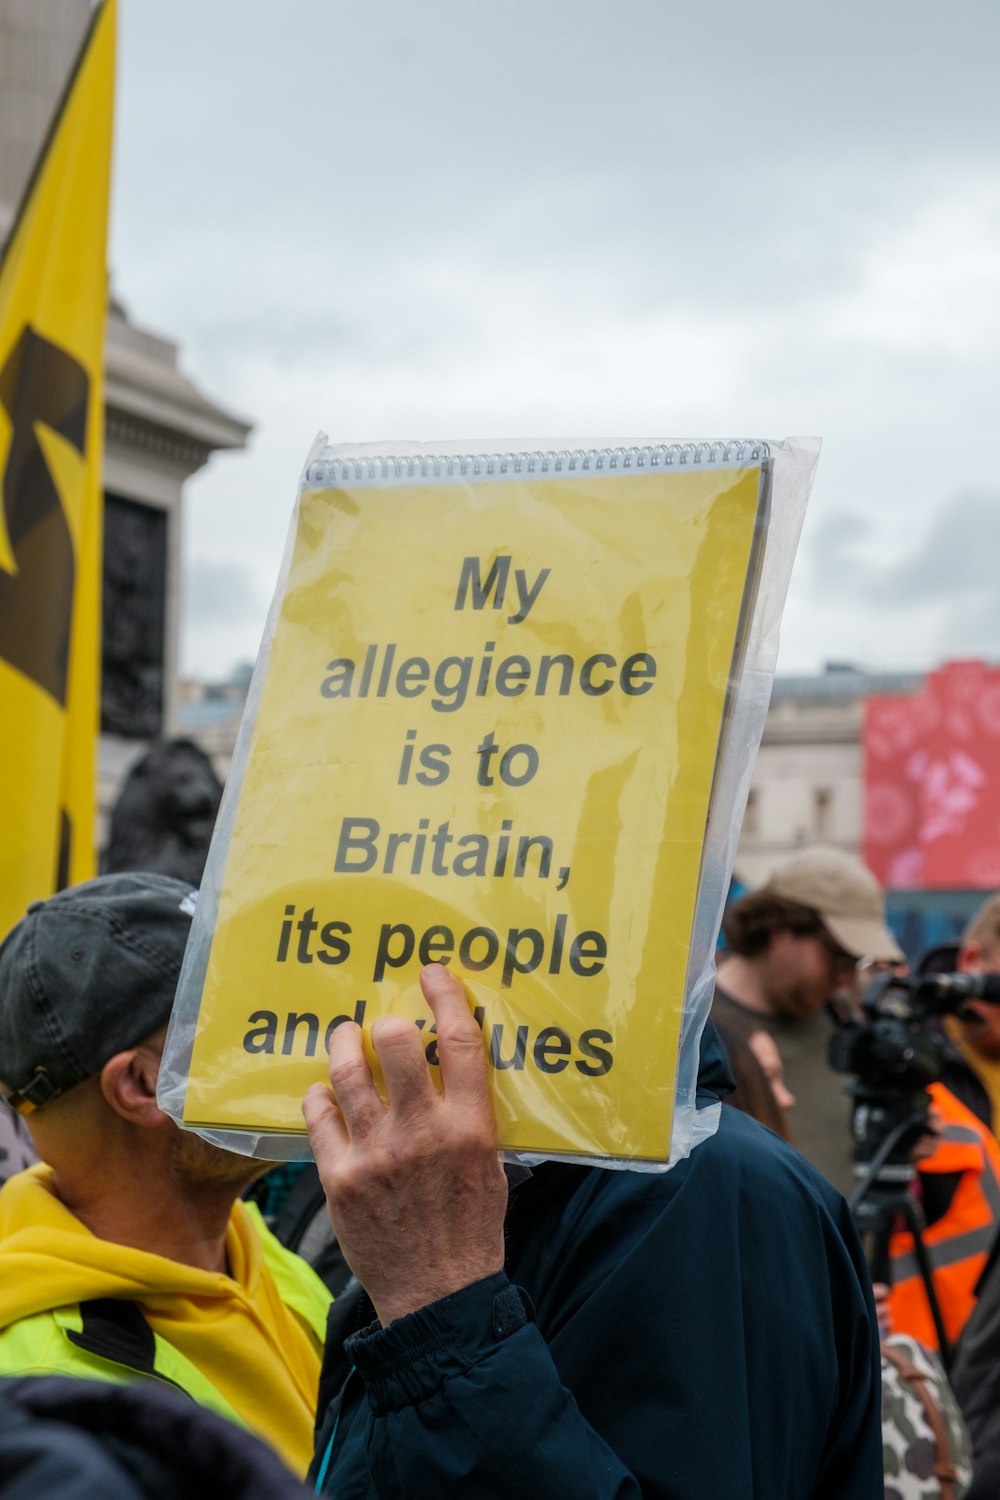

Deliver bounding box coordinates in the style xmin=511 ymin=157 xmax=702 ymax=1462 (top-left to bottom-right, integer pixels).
xmin=158 ymin=435 xmax=818 ymax=1170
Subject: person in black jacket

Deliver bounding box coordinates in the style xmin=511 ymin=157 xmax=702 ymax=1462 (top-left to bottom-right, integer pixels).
xmin=303 ymin=963 xmax=882 ymax=1499
xmin=0 ymin=1375 xmax=310 ymax=1500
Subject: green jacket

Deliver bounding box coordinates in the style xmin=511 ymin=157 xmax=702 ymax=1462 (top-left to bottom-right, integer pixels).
xmin=0 ymin=1198 xmax=330 ymax=1433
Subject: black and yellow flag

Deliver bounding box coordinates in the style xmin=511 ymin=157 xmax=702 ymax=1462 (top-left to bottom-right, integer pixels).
xmin=0 ymin=0 xmax=116 ymax=936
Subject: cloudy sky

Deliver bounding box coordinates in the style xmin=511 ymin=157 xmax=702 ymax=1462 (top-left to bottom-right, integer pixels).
xmin=107 ymin=0 xmax=1000 ymax=681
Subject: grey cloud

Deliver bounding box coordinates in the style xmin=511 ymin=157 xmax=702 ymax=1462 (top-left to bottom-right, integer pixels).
xmin=939 ymin=587 xmax=1000 ymax=656
xmin=182 ymin=559 xmax=267 ymax=627
xmin=809 ymin=491 xmax=1000 ymax=610
xmin=882 ymin=492 xmax=1000 ymax=602
xmin=121 ymin=0 xmax=1000 ymax=183
xmin=808 ymin=510 xmax=878 ymax=595
xmin=113 ymin=0 xmax=1000 ymax=337
xmin=175 ymin=302 xmax=463 ymax=372
xmin=102 ymin=0 xmax=1000 ymax=681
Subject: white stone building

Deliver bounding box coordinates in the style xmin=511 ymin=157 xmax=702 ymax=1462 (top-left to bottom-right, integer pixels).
xmin=735 ymin=663 xmax=923 ymax=885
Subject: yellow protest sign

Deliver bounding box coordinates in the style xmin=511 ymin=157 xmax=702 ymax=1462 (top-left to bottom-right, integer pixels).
xmin=0 ymin=1 xmax=115 ymax=934
xmin=172 ymin=444 xmax=773 ymax=1164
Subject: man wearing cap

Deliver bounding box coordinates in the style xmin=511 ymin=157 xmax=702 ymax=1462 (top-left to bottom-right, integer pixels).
xmin=938 ymin=892 xmax=1000 ymax=1138
xmin=713 ymin=845 xmax=903 ymax=1192
xmin=0 ymin=873 xmax=331 ymax=1477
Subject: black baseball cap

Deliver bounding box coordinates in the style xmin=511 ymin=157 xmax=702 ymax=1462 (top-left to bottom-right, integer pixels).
xmin=0 ymin=872 xmax=197 ymax=1113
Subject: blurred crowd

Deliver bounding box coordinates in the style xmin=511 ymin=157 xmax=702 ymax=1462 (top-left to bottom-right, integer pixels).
xmin=0 ymin=747 xmax=998 ymax=1496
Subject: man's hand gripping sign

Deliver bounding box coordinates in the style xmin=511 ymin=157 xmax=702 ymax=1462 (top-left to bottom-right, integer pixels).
xmin=303 ymin=964 xmax=508 ymax=1324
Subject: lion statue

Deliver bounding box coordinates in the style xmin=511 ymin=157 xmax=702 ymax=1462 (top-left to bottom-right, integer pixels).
xmin=103 ymin=738 xmax=224 ymax=885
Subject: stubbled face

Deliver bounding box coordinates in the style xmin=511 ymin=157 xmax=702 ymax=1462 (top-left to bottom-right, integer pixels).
xmin=142 ymin=1026 xmax=268 ymax=1193
xmin=759 ymin=929 xmax=857 ymax=1020
xmin=167 ymin=1123 xmax=270 ymax=1194
xmin=958 ymin=940 xmax=1000 ymax=1060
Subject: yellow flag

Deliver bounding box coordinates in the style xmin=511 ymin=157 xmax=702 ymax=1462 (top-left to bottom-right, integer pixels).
xmin=0 ymin=1 xmax=116 ymax=937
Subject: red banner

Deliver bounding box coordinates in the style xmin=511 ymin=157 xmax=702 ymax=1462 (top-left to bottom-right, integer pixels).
xmin=920 ymin=663 xmax=1000 ymax=889
xmin=864 ymin=694 xmax=934 ymax=887
xmin=864 ymin=662 xmax=1000 ymax=890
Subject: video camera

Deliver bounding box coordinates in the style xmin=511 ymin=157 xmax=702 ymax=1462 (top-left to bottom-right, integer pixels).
xmin=828 ymin=959 xmax=1000 ymax=1360
xmin=828 ymin=966 xmax=1000 ymax=1198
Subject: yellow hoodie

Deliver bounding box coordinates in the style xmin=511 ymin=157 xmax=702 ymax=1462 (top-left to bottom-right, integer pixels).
xmin=0 ymin=1165 xmax=331 ymax=1474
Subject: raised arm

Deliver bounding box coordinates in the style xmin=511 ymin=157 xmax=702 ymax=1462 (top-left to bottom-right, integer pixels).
xmin=303 ymin=964 xmax=641 ymax=1499
xmin=302 ymin=963 xmax=508 ymax=1323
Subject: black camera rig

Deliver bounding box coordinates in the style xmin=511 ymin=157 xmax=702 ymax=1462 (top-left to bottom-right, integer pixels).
xmin=828 ymin=967 xmax=1000 ymax=1366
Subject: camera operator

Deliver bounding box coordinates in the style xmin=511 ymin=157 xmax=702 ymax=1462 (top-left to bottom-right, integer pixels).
xmin=884 ymin=1077 xmax=1000 ymax=1353
xmin=926 ymin=894 xmax=1000 ymax=1499
xmin=875 ymin=895 xmax=1000 ymax=1358
xmin=713 ymin=846 xmax=903 ymax=1194
xmin=937 ymin=894 xmax=1000 ymax=1139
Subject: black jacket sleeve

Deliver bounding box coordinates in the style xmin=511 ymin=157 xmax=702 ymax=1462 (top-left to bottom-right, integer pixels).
xmin=312 ymin=1112 xmax=883 ymax=1500
xmin=952 ymin=1245 xmax=1000 ymax=1498
xmin=336 ymin=1272 xmax=638 ymax=1500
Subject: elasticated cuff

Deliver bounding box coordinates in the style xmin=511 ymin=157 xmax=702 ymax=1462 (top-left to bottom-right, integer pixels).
xmin=344 ymin=1272 xmax=534 ymax=1413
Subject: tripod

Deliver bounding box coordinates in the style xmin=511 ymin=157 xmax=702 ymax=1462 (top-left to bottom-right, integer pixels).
xmin=848 ymin=1102 xmax=953 ymax=1371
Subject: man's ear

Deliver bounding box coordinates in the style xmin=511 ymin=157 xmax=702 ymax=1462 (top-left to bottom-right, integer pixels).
xmin=99 ymin=1045 xmax=170 ymax=1128
xmin=959 ymin=941 xmax=983 ymax=974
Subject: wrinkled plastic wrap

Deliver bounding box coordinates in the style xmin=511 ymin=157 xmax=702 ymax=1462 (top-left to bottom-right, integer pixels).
xmin=159 ymin=436 xmax=818 ymax=1170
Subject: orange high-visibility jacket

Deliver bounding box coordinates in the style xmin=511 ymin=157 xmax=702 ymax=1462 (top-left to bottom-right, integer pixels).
xmin=889 ymin=1081 xmax=1000 ymax=1350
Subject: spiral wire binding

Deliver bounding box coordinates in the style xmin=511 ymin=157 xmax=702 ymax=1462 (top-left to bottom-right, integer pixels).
xmin=305 ymin=440 xmax=769 ymax=487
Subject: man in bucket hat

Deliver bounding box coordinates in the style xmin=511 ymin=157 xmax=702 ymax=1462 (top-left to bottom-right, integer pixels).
xmin=0 ymin=873 xmax=330 ymax=1477
xmin=713 ymin=845 xmax=904 ymax=1191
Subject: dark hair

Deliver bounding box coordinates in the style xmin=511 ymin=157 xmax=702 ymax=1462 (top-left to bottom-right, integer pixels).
xmin=713 ymin=1009 xmax=790 ymax=1140
xmin=722 ymin=889 xmax=827 ymax=958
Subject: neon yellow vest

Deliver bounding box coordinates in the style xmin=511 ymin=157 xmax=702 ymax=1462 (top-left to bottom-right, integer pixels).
xmin=0 ymin=1207 xmax=330 ymax=1434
